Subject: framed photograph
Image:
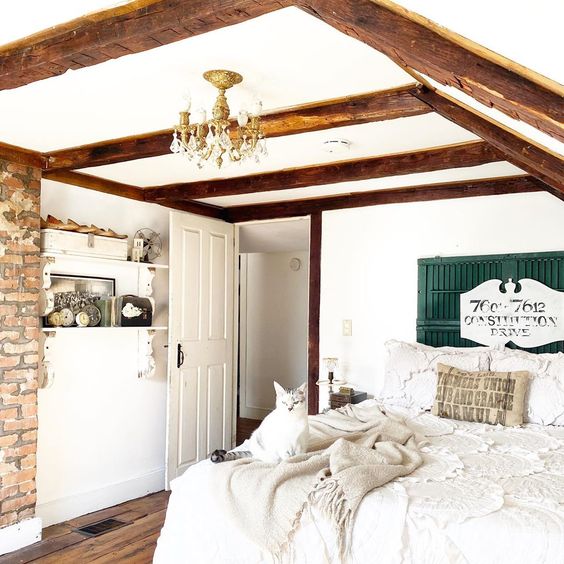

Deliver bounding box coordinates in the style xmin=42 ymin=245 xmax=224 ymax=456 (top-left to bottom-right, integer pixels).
xmin=50 ymin=274 xmax=115 ymax=313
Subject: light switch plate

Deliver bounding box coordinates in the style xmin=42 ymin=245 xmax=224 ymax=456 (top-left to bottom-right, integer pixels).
xmin=342 ymin=319 xmax=352 ymax=336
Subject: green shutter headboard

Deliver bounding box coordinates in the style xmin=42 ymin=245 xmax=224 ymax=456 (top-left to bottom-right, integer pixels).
xmin=417 ymin=250 xmax=564 ymax=353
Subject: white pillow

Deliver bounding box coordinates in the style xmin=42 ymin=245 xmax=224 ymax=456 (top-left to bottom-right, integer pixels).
xmin=489 ymin=348 xmax=564 ymax=426
xmin=379 ymin=340 xmax=491 ymax=411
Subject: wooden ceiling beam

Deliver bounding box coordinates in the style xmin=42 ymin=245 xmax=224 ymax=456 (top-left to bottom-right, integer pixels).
xmin=144 ymin=141 xmax=502 ymax=201
xmin=43 ymin=169 xmax=227 ymax=219
xmin=1 ymin=0 xmax=561 ymax=144
xmin=0 ymin=0 xmax=289 ymax=89
xmin=0 ymin=141 xmax=46 ymax=169
xmin=44 ymin=85 xmax=430 ymax=171
xmin=305 ymin=0 xmax=564 ymax=142
xmin=224 ymin=175 xmax=544 ymax=222
xmin=411 ymin=87 xmax=564 ymax=199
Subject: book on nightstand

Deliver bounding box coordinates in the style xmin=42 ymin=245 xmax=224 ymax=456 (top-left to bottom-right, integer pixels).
xmin=329 ymin=389 xmax=367 ymax=410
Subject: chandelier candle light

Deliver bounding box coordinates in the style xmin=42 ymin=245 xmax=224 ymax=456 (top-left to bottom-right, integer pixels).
xmin=170 ymin=69 xmax=267 ymax=168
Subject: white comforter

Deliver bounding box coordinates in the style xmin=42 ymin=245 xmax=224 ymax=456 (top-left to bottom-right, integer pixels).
xmin=154 ymin=401 xmax=564 ymax=564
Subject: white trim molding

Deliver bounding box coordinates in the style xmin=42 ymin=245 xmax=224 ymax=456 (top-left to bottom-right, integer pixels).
xmin=0 ymin=517 xmax=42 ymax=556
xmin=36 ymin=468 xmax=165 ymax=527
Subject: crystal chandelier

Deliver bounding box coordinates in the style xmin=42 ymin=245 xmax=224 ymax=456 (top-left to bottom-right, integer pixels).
xmin=170 ymin=69 xmax=267 ymax=169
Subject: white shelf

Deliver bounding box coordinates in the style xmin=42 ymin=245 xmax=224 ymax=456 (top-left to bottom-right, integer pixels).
xmin=41 ymin=252 xmax=169 ymax=270
xmin=41 ymin=326 xmax=168 ymax=333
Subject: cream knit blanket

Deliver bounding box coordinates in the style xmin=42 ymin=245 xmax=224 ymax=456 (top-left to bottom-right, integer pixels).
xmin=211 ymin=404 xmax=422 ymax=562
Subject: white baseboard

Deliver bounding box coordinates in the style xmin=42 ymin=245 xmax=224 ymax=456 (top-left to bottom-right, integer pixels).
xmin=0 ymin=517 xmax=42 ymax=556
xmin=36 ymin=468 xmax=165 ymax=527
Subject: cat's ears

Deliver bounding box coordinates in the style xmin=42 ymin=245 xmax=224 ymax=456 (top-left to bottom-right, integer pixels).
xmin=273 ymin=381 xmax=286 ymax=397
xmin=297 ymin=382 xmax=307 ymax=393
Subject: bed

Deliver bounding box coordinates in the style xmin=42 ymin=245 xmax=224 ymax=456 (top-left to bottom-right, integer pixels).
xmin=154 ymin=343 xmax=564 ymax=564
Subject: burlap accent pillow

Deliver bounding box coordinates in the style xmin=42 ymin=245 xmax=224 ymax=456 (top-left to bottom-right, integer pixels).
xmin=432 ymin=363 xmax=529 ymax=426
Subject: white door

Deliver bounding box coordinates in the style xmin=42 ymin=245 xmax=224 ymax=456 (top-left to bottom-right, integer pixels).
xmin=167 ymin=211 xmax=235 ymax=482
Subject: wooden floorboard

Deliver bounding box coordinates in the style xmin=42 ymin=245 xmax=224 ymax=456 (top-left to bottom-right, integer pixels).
xmin=1 ymin=491 xmax=169 ymax=564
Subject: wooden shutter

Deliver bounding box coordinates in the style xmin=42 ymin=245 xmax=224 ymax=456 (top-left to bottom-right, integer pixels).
xmin=417 ymin=251 xmax=564 ymax=353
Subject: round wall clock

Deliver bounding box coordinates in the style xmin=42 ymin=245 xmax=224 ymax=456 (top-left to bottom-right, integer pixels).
xmin=76 ymin=311 xmax=90 ymax=327
xmin=47 ymin=311 xmax=63 ymax=327
xmin=82 ymin=304 xmax=101 ymax=327
xmin=60 ymin=308 xmax=75 ymax=327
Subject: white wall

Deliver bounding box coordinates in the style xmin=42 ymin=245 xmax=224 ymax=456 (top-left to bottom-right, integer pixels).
xmin=38 ymin=180 xmax=170 ymax=526
xmin=320 ymin=192 xmax=564 ymax=396
xmin=240 ymin=251 xmax=309 ymax=419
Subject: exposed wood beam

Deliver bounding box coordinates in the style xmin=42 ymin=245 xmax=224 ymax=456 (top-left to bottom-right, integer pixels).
xmin=0 ymin=141 xmax=46 ymax=168
xmin=43 ymin=170 xmax=145 ymax=201
xmin=305 ymin=0 xmax=564 ymax=142
xmin=307 ymin=211 xmax=322 ymax=415
xmin=411 ymin=87 xmax=564 ymax=199
xmin=144 ymin=141 xmax=501 ymax=201
xmin=224 ymin=175 xmax=544 ymax=222
xmin=0 ymin=0 xmax=289 ymax=89
xmin=1 ymin=1 xmax=561 ymax=144
xmin=44 ymin=85 xmax=430 ymax=171
xmin=43 ymin=169 xmax=227 ymax=219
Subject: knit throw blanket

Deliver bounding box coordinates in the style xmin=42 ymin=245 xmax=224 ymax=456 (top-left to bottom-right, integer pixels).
xmin=211 ymin=404 xmax=422 ymax=562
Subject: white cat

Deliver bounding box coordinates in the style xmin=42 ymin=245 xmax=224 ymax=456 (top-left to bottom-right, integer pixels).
xmin=211 ymin=381 xmax=309 ymax=464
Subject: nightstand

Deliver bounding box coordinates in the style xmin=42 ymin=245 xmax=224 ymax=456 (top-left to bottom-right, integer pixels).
xmin=330 ymin=390 xmax=367 ymax=410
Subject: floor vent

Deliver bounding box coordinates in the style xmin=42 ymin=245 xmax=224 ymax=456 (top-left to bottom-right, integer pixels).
xmin=75 ymin=518 xmax=128 ymax=537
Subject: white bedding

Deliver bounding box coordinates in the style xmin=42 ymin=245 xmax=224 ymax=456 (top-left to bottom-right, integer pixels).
xmin=154 ymin=401 xmax=564 ymax=564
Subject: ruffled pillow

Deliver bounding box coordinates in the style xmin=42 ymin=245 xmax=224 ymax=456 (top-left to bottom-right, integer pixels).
xmin=489 ymin=348 xmax=564 ymax=425
xmin=379 ymin=340 xmax=491 ymax=411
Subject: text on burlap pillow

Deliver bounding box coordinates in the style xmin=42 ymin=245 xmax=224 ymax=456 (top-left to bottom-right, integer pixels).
xmin=432 ymin=363 xmax=529 ymax=426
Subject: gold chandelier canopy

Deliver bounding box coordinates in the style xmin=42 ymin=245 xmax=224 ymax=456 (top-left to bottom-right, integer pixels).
xmin=170 ymin=69 xmax=267 ymax=169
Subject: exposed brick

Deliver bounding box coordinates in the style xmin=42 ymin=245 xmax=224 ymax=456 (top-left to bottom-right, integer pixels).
xmin=2 ymin=493 xmax=36 ymax=512
xmin=21 ymin=429 xmax=37 ymax=442
xmin=0 ymin=463 xmax=18 ymax=476
xmin=0 ymin=356 xmax=21 ymax=368
xmin=1 ymin=469 xmax=35 ymax=487
xmin=0 ymin=330 xmax=21 ymax=341
xmin=3 ymin=315 xmax=37 ymax=327
xmin=4 ymin=392 xmax=37 ymax=406
xmin=4 ymin=417 xmax=37 ymax=432
xmin=23 ymin=278 xmax=40 ymax=289
xmin=0 ymin=279 xmax=19 ymax=289
xmin=3 ymin=368 xmax=35 ymax=381
xmin=0 ymin=434 xmax=18 ymax=448
xmin=0 ymin=512 xmax=18 ymax=527
xmin=21 ymin=454 xmax=36 ymax=470
xmin=0 ymin=255 xmax=23 ymax=264
xmin=3 ymin=292 xmax=38 ymax=303
xmin=24 ymin=327 xmax=39 ymax=339
xmin=24 ymin=354 xmax=39 ymax=364
xmin=0 ymin=408 xmax=18 ymax=420
xmin=20 ymin=404 xmax=37 ymax=418
xmin=17 ymin=507 xmax=35 ymax=520
xmin=4 ymin=443 xmax=36 ymax=458
xmin=0 ymin=383 xmax=18 ymax=396
xmin=0 ymin=304 xmax=18 ymax=316
xmin=3 ymin=341 xmax=37 ymax=354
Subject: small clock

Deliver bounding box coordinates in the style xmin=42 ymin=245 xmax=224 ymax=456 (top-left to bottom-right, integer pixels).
xmin=47 ymin=311 xmax=63 ymax=327
xmin=76 ymin=311 xmax=90 ymax=327
xmin=82 ymin=304 xmax=101 ymax=327
xmin=60 ymin=308 xmax=75 ymax=327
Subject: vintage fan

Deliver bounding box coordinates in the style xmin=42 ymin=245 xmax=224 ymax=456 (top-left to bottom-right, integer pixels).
xmin=134 ymin=228 xmax=162 ymax=263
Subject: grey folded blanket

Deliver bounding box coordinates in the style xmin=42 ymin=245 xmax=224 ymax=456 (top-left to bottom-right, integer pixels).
xmin=211 ymin=404 xmax=422 ymax=561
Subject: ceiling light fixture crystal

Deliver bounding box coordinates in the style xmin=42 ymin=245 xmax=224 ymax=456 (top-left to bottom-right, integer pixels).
xmin=170 ymin=69 xmax=267 ymax=169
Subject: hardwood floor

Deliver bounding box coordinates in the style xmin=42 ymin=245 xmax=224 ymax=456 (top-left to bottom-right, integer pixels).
xmin=1 ymin=491 xmax=169 ymax=564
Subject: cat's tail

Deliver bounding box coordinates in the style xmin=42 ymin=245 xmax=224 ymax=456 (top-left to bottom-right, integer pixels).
xmin=210 ymin=449 xmax=253 ymax=463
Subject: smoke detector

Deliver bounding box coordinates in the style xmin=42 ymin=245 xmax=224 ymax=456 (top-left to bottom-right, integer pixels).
xmin=322 ymin=139 xmax=351 ymax=154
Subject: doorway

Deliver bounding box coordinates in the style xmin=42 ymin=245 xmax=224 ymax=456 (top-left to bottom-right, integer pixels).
xmin=236 ymin=217 xmax=310 ymax=443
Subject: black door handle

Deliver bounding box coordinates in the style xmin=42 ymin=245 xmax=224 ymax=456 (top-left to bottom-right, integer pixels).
xmin=177 ymin=343 xmax=185 ymax=368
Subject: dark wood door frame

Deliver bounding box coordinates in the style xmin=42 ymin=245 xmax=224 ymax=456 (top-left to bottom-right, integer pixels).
xmin=308 ymin=212 xmax=322 ymax=414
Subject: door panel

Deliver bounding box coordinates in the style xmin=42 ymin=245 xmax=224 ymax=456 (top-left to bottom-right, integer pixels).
xmin=168 ymin=211 xmax=234 ymax=483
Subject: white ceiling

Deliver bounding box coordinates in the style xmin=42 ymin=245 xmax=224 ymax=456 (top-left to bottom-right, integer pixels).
xmin=239 ymin=218 xmax=310 ymax=253
xmin=0 ymin=2 xmax=561 ymax=207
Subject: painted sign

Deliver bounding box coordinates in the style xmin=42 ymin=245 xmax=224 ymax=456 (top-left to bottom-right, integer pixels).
xmin=460 ymin=278 xmax=564 ymax=347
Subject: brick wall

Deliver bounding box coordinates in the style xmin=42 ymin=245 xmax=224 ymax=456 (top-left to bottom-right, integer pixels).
xmin=0 ymin=160 xmax=40 ymax=529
